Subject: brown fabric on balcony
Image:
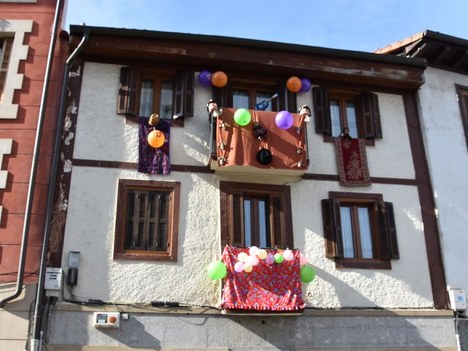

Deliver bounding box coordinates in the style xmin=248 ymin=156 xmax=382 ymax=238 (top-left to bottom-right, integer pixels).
xmin=216 ymin=108 xmax=308 ymax=170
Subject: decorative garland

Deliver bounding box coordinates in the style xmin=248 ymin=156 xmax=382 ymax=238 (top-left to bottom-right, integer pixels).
xmin=207 ymin=246 xmax=316 ymax=283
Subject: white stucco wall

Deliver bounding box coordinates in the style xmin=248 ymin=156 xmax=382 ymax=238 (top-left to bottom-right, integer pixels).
xmin=418 ymin=67 xmax=468 ymax=294
xmin=60 ymin=62 xmax=433 ymax=309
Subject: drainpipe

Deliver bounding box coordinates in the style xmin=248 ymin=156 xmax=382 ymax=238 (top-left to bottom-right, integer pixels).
xmin=0 ymin=0 xmax=64 ymax=309
xmin=29 ymin=27 xmax=90 ymax=351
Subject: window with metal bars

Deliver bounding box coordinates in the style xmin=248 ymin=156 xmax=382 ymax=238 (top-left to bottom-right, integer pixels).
xmin=114 ymin=179 xmax=180 ymax=261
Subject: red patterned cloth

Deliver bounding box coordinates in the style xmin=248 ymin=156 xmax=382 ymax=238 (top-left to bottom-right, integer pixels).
xmin=220 ymin=246 xmax=305 ymax=312
xmin=334 ymin=137 xmax=371 ymax=187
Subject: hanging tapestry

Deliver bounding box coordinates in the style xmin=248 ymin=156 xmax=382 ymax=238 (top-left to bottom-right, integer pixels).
xmin=138 ymin=117 xmax=171 ymax=175
xmin=220 ymin=246 xmax=305 ymax=312
xmin=334 ymin=137 xmax=371 ymax=187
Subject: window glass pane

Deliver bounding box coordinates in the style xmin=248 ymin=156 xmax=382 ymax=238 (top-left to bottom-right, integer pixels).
xmin=243 ymin=199 xmax=252 ymax=247
xmin=340 ymin=206 xmax=354 ymax=258
xmin=358 ymin=207 xmax=373 ymax=258
xmin=139 ymin=79 xmax=153 ymax=117
xmin=346 ymin=101 xmax=358 ymax=138
xmin=330 ymin=100 xmax=342 ymax=137
xmin=259 ymin=200 xmax=268 ymax=247
xmin=256 ymin=92 xmax=272 ymax=112
xmin=160 ymin=80 xmax=173 ymax=119
xmin=233 ymin=89 xmax=249 ymax=109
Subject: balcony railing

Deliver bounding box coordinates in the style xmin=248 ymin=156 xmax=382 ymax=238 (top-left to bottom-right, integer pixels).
xmin=209 ymin=108 xmax=309 ymax=177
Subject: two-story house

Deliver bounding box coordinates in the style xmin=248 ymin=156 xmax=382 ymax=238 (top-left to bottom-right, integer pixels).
xmin=43 ymin=25 xmax=456 ymax=350
xmin=0 ymin=0 xmax=67 ymax=350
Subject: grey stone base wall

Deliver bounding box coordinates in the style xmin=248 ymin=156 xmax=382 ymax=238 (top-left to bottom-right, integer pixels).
xmin=458 ymin=317 xmax=468 ymax=351
xmin=45 ymin=306 xmax=458 ymax=351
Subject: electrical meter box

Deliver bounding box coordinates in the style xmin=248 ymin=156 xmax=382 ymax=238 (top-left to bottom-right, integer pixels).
xmin=45 ymin=268 xmax=62 ymax=296
xmin=93 ymin=312 xmax=120 ymax=328
xmin=448 ymin=288 xmax=467 ymax=311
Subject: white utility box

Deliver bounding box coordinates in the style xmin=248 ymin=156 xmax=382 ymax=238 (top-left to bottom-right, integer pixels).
xmin=93 ymin=312 xmax=120 ymax=328
xmin=44 ymin=268 xmax=62 ymax=296
xmin=448 ymin=288 xmax=467 ymax=311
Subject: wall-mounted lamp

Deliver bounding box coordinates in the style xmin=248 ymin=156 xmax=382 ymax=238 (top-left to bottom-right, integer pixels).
xmin=67 ymin=251 xmax=80 ymax=286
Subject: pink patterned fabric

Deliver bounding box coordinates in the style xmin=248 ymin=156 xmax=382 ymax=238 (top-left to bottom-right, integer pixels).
xmin=220 ymin=246 xmax=305 ymax=311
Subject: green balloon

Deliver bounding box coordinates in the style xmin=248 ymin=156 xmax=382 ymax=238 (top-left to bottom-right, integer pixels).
xmin=207 ymin=261 xmax=227 ymax=280
xmin=234 ymin=108 xmax=252 ymax=126
xmin=274 ymin=253 xmax=284 ymax=264
xmin=300 ymin=265 xmax=316 ymax=283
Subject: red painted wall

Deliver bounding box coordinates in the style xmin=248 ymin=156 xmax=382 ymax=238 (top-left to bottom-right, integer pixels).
xmin=0 ymin=0 xmax=67 ymax=283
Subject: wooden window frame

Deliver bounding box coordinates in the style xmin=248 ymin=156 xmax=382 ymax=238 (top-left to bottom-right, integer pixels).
xmin=232 ymin=80 xmax=279 ymax=111
xmin=322 ymin=192 xmax=399 ymax=270
xmin=137 ymin=69 xmax=175 ymax=119
xmin=329 ymin=90 xmax=360 ymax=137
xmin=114 ymin=179 xmax=180 ymax=262
xmin=220 ymin=182 xmax=293 ymax=250
xmin=212 ymin=75 xmax=297 ymax=113
xmin=313 ymin=86 xmax=382 ymax=144
xmin=117 ymin=66 xmax=194 ymax=126
xmin=456 ymin=84 xmax=468 ymax=152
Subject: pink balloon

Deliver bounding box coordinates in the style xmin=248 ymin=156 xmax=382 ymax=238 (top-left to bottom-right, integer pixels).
xmin=247 ymin=255 xmax=259 ymax=266
xmin=234 ymin=261 xmax=244 ymax=273
xmin=283 ymin=249 xmax=294 ymax=261
xmin=300 ymin=253 xmax=307 ymax=266
xmin=249 ymin=246 xmax=259 ymax=256
xmin=265 ymin=254 xmax=275 ymax=265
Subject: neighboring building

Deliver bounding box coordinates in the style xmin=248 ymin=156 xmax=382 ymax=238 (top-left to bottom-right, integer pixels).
xmin=38 ymin=24 xmax=458 ymax=351
xmin=376 ymin=30 xmax=468 ymax=351
xmin=0 ymin=0 xmax=67 ymax=350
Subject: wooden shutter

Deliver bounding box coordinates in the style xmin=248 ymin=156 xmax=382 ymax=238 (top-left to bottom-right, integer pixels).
xmin=456 ymin=86 xmax=468 ymax=152
xmin=313 ymin=87 xmax=332 ymax=135
xmin=269 ymin=191 xmax=293 ymax=249
xmin=359 ymin=92 xmax=382 ymax=139
xmin=276 ymin=81 xmax=297 ymax=113
xmin=232 ymin=193 xmax=244 ymax=247
xmin=385 ymin=202 xmax=399 ymax=259
xmin=376 ymin=201 xmax=399 ymax=259
xmin=173 ymin=70 xmax=194 ymax=118
xmin=212 ymin=81 xmax=233 ymax=108
xmin=321 ymin=198 xmax=343 ymax=258
xmin=116 ymin=66 xmax=137 ymax=116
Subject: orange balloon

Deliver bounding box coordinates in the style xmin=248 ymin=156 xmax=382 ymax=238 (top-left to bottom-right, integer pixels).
xmin=148 ymin=130 xmax=165 ymax=148
xmin=286 ymin=76 xmax=302 ymax=93
xmin=211 ymin=71 xmax=228 ymax=88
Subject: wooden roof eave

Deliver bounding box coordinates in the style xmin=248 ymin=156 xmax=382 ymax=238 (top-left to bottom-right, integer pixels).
xmin=68 ymin=26 xmax=426 ymax=92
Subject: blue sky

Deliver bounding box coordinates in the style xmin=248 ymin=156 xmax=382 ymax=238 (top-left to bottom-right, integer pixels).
xmin=64 ymin=0 xmax=468 ymax=52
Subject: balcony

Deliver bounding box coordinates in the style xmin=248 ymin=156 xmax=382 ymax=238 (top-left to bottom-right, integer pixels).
xmin=209 ymin=108 xmax=309 ymax=179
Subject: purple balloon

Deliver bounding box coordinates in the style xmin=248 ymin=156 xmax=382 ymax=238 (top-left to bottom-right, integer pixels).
xmin=299 ymin=78 xmax=311 ymax=93
xmin=275 ymin=110 xmax=294 ymax=130
xmin=198 ymin=71 xmax=212 ymax=87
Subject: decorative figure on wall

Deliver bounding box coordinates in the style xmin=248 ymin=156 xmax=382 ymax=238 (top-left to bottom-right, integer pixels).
xmin=207 ymin=99 xmax=223 ymax=121
xmin=149 ymin=113 xmax=160 ymax=126
xmin=340 ymin=127 xmax=352 ymax=141
xmin=298 ymin=105 xmax=311 ymax=166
